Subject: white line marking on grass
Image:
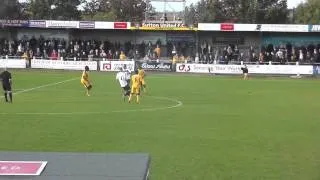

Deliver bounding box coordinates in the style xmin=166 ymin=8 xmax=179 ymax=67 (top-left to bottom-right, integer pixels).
xmin=0 ymin=78 xmax=78 ymax=98
xmin=0 ymin=95 xmax=183 ymax=116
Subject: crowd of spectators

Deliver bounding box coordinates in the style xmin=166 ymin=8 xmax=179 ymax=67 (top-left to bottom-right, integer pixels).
xmin=1 ymin=36 xmax=319 ymax=65
xmin=0 ymin=35 xmax=195 ymax=63
xmin=197 ymin=41 xmax=320 ymax=64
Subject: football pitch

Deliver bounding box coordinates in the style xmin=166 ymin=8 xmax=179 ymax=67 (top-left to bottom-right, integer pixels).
xmin=1 ymin=70 xmax=320 ymax=180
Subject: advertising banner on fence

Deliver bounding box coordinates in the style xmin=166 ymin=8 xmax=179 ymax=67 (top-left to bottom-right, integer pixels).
xmin=100 ymin=61 xmax=135 ymax=72
xmin=313 ymin=66 xmax=320 ymax=75
xmin=260 ymin=24 xmax=309 ymax=32
xmin=114 ymin=22 xmax=128 ymax=29
xmin=31 ymin=60 xmax=97 ymax=71
xmin=176 ymin=64 xmax=313 ymax=75
xmin=198 ymin=23 xmax=260 ymax=31
xmin=46 ymin=21 xmax=79 ymax=28
xmin=138 ymin=62 xmax=173 ymax=72
xmin=29 ymin=20 xmax=46 ymax=28
xmin=0 ymin=20 xmax=29 ymax=27
xmin=79 ymin=21 xmax=95 ymax=29
xmin=0 ymin=59 xmax=26 ymax=69
xmin=95 ymin=22 xmax=130 ymax=29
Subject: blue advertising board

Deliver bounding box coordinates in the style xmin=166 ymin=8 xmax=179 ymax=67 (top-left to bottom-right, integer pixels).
xmin=313 ymin=66 xmax=320 ymax=75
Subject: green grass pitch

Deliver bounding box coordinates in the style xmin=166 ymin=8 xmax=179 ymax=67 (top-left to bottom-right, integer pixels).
xmin=1 ymin=70 xmax=320 ymax=180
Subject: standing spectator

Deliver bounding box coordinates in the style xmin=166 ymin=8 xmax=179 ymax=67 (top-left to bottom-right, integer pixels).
xmin=299 ymin=49 xmax=304 ymax=62
xmin=106 ymin=50 xmax=113 ymax=60
xmin=154 ymin=44 xmax=161 ymax=60
xmin=120 ymin=51 xmax=126 ymax=61
xmin=50 ymin=49 xmax=58 ymax=60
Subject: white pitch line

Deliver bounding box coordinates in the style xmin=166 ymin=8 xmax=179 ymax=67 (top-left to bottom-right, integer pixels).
xmin=0 ymin=77 xmax=78 ymax=98
xmin=0 ymin=77 xmax=184 ymax=115
xmin=0 ymin=95 xmax=183 ymax=115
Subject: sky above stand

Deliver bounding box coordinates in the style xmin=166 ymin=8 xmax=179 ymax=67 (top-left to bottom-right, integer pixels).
xmin=152 ymin=0 xmax=306 ymax=11
xmin=18 ymin=0 xmax=306 ymax=12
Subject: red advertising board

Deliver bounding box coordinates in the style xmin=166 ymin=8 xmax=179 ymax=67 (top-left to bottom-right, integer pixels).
xmin=0 ymin=161 xmax=47 ymax=176
xmin=220 ymin=23 xmax=234 ymax=31
xmin=114 ymin=22 xmax=128 ymax=29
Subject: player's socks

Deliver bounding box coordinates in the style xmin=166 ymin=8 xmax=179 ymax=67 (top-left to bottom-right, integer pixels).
xmin=4 ymin=92 xmax=8 ymax=102
xmin=136 ymin=96 xmax=140 ymax=104
xmin=8 ymin=92 xmax=12 ymax=102
xmin=128 ymin=95 xmax=132 ymax=103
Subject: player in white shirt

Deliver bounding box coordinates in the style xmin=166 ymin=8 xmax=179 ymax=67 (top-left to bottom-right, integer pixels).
xmin=116 ymin=68 xmax=131 ymax=101
xmin=123 ymin=64 xmax=131 ymax=84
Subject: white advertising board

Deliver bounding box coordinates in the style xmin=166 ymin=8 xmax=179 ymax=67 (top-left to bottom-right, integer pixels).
xmin=260 ymin=24 xmax=309 ymax=32
xmin=176 ymin=64 xmax=313 ymax=75
xmin=31 ymin=60 xmax=97 ymax=71
xmin=100 ymin=61 xmax=135 ymax=72
xmin=0 ymin=59 xmax=26 ymax=69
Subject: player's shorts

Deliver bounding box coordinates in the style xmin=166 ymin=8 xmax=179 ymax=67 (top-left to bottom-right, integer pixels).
xmin=122 ymin=85 xmax=130 ymax=91
xmin=131 ymin=86 xmax=140 ymax=95
xmin=2 ymin=83 xmax=11 ymax=91
xmin=81 ymin=80 xmax=90 ymax=89
xmin=141 ymin=78 xmax=146 ymax=86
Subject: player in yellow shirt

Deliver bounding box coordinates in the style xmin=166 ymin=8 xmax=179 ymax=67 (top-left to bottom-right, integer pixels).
xmin=138 ymin=67 xmax=147 ymax=93
xmin=128 ymin=70 xmax=142 ymax=104
xmin=81 ymin=66 xmax=92 ymax=96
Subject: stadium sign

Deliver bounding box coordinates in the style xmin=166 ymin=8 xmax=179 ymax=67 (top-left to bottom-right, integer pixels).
xmin=309 ymin=25 xmax=320 ymax=32
xmin=133 ymin=23 xmax=194 ymax=31
xmin=100 ymin=61 xmax=135 ymax=72
xmin=176 ymin=64 xmax=313 ymax=75
xmin=31 ymin=60 xmax=97 ymax=71
xmin=138 ymin=62 xmax=172 ymax=72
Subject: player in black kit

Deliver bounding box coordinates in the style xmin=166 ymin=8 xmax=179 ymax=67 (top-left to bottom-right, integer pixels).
xmin=0 ymin=68 xmax=13 ymax=103
xmin=241 ymin=65 xmax=249 ymax=80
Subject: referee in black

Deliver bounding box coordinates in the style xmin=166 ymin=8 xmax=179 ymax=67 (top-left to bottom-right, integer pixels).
xmin=0 ymin=68 xmax=13 ymax=103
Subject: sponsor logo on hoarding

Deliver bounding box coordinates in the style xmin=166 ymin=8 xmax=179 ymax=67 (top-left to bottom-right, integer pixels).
xmin=261 ymin=24 xmax=308 ymax=32
xmin=0 ymin=161 xmax=47 ymax=176
xmin=114 ymin=22 xmax=128 ymax=29
xmin=46 ymin=21 xmax=78 ymax=28
xmin=220 ymin=23 xmax=234 ymax=31
xmin=140 ymin=62 xmax=172 ymax=71
xmin=102 ymin=63 xmax=111 ymax=70
xmin=100 ymin=61 xmax=135 ymax=72
xmin=0 ymin=20 xmax=29 ymax=27
xmin=256 ymin=24 xmax=262 ymax=31
xmin=313 ymin=66 xmax=320 ymax=75
xmin=79 ymin=21 xmax=95 ymax=29
xmin=178 ymin=64 xmax=191 ymax=72
xmin=31 ymin=60 xmax=97 ymax=71
xmin=176 ymin=64 xmax=313 ymax=75
xmin=29 ymin=20 xmax=46 ymax=28
xmin=309 ymin=25 xmax=320 ymax=32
